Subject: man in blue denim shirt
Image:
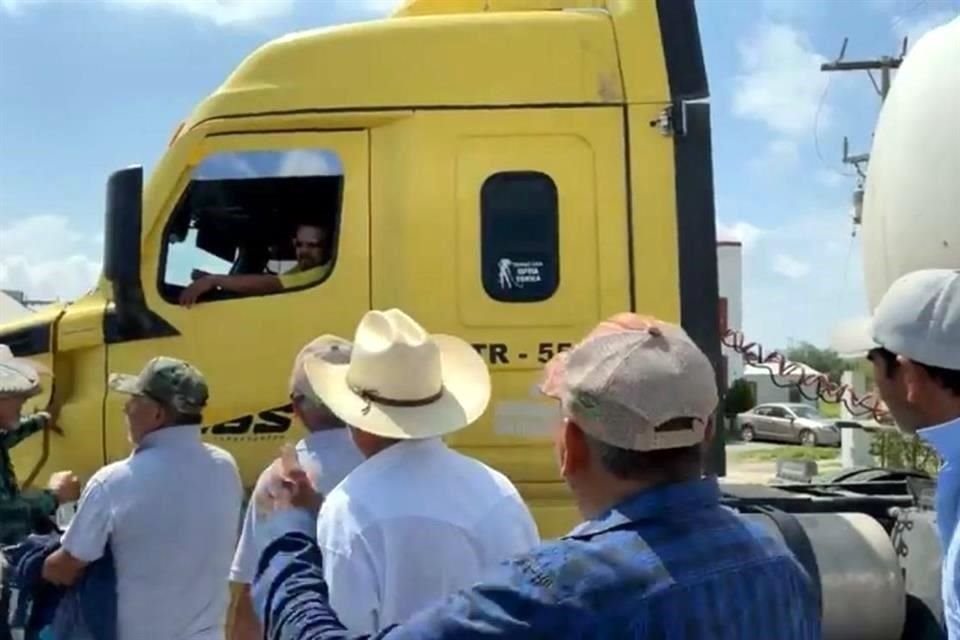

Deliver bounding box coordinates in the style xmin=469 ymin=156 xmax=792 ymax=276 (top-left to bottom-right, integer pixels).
xmin=252 ymin=313 xmax=821 ymax=639
xmin=841 ymin=269 xmax=960 ymax=638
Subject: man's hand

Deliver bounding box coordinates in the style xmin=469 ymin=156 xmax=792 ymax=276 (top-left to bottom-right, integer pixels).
xmin=253 ymin=445 xmax=323 ymax=518
xmin=33 ymin=410 xmax=63 ymax=435
xmin=48 ymin=470 xmax=81 ymax=504
xmin=179 ymin=275 xmax=218 ymax=307
xmin=276 ymin=468 xmax=323 ymax=513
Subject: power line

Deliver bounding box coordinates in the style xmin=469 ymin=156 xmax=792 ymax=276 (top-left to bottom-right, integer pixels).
xmin=812 ymin=75 xmax=858 ymax=178
xmin=819 ymin=36 xmax=907 ymax=179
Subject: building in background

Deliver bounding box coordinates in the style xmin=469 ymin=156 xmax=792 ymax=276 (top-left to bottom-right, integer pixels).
xmin=0 ymin=290 xmax=34 ymax=324
xmin=717 ymin=241 xmax=743 ymax=391
xmin=743 ymin=362 xmax=822 ymax=408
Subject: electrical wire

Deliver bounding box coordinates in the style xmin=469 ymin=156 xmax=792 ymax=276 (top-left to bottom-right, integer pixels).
xmin=813 ymin=76 xmax=858 ymax=179
xmin=722 ymin=328 xmax=891 ymax=422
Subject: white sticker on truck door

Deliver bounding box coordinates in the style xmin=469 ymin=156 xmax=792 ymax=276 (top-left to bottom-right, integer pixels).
xmin=497 ymin=258 xmax=544 ymax=290
xmin=493 ymin=401 xmax=560 ymax=438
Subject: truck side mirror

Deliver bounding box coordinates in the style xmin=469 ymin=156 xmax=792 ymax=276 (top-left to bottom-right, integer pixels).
xmin=101 ymin=166 xmax=177 ymax=341
xmin=103 ymin=166 xmax=143 ymax=287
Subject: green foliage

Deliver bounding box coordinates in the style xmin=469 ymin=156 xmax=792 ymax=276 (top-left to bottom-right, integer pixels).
xmin=818 ymin=400 xmax=841 ymax=418
xmin=723 ymin=378 xmax=755 ymax=416
xmin=870 ymin=429 xmax=940 ymax=475
xmin=732 ymin=445 xmax=840 ymax=463
xmin=785 ymin=341 xmax=854 ymax=384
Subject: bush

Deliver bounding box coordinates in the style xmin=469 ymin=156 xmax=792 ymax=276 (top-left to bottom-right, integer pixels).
xmin=723 ymin=378 xmax=755 ymax=417
xmin=870 ymin=429 xmax=940 ymax=475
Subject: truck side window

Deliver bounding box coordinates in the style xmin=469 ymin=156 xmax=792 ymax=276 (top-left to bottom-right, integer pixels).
xmin=159 ymin=148 xmax=343 ymax=305
xmin=480 ymin=171 xmax=559 ymax=303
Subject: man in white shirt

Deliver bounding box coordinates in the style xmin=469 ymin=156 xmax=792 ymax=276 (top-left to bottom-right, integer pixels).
xmin=42 ymin=356 xmax=243 ymax=640
xmin=229 ymin=335 xmax=364 ymax=640
xmin=295 ymin=308 xmax=540 ymax=634
xmin=838 ymin=269 xmax=960 ymax=637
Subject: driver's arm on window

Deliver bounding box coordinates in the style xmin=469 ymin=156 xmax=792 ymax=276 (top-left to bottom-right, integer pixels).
xmin=178 ymin=273 xmax=283 ymax=307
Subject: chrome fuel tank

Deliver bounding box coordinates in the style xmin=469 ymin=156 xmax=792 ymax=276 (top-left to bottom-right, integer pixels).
xmin=743 ymin=512 xmax=907 ymax=640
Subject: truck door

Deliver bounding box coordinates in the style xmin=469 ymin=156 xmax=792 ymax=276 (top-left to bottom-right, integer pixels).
xmin=103 ymin=130 xmax=370 ymax=487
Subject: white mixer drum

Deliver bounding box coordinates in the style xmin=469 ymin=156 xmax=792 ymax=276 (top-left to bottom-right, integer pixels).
xmin=861 ymin=15 xmax=960 ymax=311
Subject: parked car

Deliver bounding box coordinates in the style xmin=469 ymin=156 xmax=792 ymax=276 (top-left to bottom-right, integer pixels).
xmin=736 ymin=403 xmax=841 ymax=447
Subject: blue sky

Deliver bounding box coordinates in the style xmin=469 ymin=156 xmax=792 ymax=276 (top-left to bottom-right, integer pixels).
xmin=1 ymin=0 xmax=957 ymax=350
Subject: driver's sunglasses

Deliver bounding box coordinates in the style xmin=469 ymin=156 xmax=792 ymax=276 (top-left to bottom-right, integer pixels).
xmin=294 ymin=240 xmax=322 ymax=249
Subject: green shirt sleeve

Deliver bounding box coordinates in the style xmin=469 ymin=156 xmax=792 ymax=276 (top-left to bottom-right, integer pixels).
xmin=0 ymin=412 xmax=49 ymax=450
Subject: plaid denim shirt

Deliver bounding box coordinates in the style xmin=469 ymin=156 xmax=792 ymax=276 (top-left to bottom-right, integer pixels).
xmin=253 ymin=476 xmax=821 ymax=640
xmin=0 ymin=414 xmax=57 ymax=546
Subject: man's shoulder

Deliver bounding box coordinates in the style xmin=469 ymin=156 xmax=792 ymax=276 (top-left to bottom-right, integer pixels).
xmin=483 ymin=534 xmax=669 ymax=604
xmin=202 ymin=442 xmax=240 ymax=466
xmin=87 ymin=459 xmax=134 ymax=488
xmin=442 ymin=447 xmax=523 ymax=495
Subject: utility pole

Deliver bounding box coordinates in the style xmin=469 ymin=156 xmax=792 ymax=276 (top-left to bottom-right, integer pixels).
xmin=820 ymin=37 xmax=908 ymax=226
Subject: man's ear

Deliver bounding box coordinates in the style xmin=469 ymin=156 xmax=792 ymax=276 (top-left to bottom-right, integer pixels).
xmin=560 ymin=419 xmax=593 ymax=477
xmin=899 ymin=358 xmax=927 ymax=404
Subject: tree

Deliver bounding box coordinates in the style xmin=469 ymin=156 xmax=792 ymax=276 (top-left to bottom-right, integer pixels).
xmin=785 ymin=341 xmax=853 ymax=384
xmin=723 ymin=378 xmax=755 ymax=416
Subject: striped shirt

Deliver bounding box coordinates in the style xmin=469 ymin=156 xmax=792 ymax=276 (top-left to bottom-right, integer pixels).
xmin=253 ymin=476 xmax=821 ymax=639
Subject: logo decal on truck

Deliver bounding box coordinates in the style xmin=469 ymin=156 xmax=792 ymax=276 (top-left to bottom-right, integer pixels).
xmin=497 ymin=258 xmax=545 ymax=290
xmin=202 ymin=403 xmax=294 ymax=439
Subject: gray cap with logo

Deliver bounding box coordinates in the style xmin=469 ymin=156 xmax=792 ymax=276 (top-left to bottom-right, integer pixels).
xmin=540 ymin=314 xmax=718 ymax=452
xmin=109 ymin=356 xmax=209 ymax=415
xmin=842 ymin=269 xmax=960 ymax=369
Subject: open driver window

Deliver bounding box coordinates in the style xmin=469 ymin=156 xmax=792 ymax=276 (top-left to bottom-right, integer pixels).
xmin=159 ymin=148 xmax=344 ymax=305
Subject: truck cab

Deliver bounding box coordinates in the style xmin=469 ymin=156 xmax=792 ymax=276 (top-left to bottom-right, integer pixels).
xmin=2 ymin=0 xmax=719 ymax=539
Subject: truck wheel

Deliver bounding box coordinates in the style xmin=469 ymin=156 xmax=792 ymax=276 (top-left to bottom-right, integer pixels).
xmin=740 ymin=425 xmax=755 ymax=442
xmin=799 ymin=429 xmax=817 ymax=447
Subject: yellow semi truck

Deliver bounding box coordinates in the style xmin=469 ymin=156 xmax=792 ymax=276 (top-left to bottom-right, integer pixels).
xmin=1 ymin=0 xmax=722 ymax=539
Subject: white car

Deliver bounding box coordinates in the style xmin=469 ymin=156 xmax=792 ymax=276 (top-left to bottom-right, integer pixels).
xmin=736 ymin=403 xmax=841 ymax=447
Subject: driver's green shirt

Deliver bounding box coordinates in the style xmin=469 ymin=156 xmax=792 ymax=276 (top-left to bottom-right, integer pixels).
xmin=278 ymin=262 xmax=332 ymax=290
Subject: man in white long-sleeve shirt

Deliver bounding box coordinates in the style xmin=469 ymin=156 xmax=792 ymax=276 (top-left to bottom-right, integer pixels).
xmin=229 ymin=335 xmax=364 ymax=640
xmin=300 ymin=308 xmax=541 ymax=634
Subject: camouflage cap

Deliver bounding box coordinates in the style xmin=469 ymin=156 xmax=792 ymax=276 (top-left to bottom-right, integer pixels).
xmin=0 ymin=344 xmax=48 ymax=399
xmin=540 ymin=313 xmax=718 ymax=452
xmin=109 ymin=356 xmax=209 ymax=415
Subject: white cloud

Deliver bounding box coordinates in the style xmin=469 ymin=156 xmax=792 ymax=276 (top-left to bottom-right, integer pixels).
xmin=761 ymin=0 xmax=820 ymax=20
xmin=733 ymin=23 xmax=830 ymax=137
xmin=0 ymin=215 xmax=102 ymax=303
xmin=107 ymin=0 xmax=295 ymax=25
xmin=772 ymin=254 xmax=811 ymax=279
xmin=730 ymin=207 xmax=869 ymax=350
xmin=1 ymin=0 xmax=405 ymax=23
xmin=717 ymin=221 xmax=764 ymax=250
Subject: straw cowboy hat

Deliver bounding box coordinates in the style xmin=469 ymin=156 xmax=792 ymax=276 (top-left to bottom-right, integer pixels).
xmin=0 ymin=344 xmax=49 ymax=399
xmin=304 ymin=309 xmax=491 ymax=440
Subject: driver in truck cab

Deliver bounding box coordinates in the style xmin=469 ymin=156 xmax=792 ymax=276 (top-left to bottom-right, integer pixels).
xmin=178 ymin=222 xmax=332 ymax=307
